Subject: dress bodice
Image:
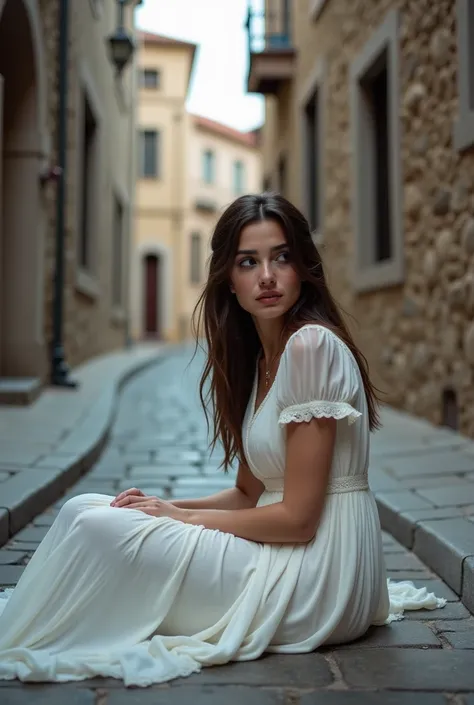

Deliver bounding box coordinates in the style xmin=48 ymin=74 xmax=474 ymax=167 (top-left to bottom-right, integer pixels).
xmin=242 ymin=325 xmax=370 ymax=500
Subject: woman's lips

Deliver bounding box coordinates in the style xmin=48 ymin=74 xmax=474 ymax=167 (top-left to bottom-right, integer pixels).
xmin=257 ymin=294 xmax=282 ymax=305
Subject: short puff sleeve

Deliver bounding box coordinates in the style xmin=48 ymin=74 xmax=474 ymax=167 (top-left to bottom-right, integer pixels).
xmin=276 ymin=326 xmax=362 ymax=427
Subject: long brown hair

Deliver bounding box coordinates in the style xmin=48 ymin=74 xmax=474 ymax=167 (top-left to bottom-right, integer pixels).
xmin=192 ymin=192 xmax=381 ymax=470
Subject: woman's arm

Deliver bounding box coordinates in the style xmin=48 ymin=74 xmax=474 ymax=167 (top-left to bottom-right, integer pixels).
xmin=170 ymin=462 xmax=265 ymax=511
xmin=181 ymin=417 xmax=336 ymax=543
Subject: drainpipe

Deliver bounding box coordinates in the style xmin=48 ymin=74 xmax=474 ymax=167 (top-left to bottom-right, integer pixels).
xmin=51 ymin=0 xmax=77 ymax=387
xmin=124 ymin=6 xmax=136 ymax=350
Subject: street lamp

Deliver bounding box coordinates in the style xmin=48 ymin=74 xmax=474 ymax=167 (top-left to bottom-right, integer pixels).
xmin=107 ymin=0 xmax=136 ymax=74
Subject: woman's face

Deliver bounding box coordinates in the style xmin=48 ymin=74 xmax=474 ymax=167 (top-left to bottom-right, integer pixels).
xmin=229 ymin=219 xmax=301 ymax=321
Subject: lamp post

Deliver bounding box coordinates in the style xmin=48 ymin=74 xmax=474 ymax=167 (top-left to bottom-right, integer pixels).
xmin=107 ymin=0 xmax=136 ymax=74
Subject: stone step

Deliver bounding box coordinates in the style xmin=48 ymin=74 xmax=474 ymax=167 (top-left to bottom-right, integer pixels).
xmin=0 ymin=377 xmax=42 ymax=406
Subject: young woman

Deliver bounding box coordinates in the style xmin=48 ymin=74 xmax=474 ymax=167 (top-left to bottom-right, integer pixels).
xmin=0 ymin=193 xmax=444 ymax=686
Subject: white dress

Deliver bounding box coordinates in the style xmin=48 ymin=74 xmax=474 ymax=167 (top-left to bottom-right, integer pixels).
xmin=0 ymin=324 xmax=445 ymax=686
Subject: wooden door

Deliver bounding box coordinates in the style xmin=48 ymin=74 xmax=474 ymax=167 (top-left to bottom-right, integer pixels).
xmin=143 ymin=254 xmax=160 ymax=337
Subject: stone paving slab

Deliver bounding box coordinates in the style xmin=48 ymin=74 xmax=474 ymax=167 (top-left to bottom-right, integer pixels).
xmin=107 ymin=688 xmax=285 ymax=705
xmin=128 ymin=465 xmax=205 ymax=479
xmin=32 ymin=513 xmax=57 ymax=528
xmin=401 ymin=601 xmax=470 ymax=620
xmin=0 ymin=688 xmax=95 ymax=704
xmin=413 ymin=518 xmax=474 ymax=595
xmin=463 ymin=557 xmax=474 ymax=613
xmin=0 ymin=550 xmax=28 ymax=564
xmin=329 ymin=620 xmax=441 ymax=648
xmin=0 ymin=468 xmax=67 ymax=536
xmin=0 ymin=344 xmax=165 ymax=547
xmin=172 ymin=654 xmax=333 ymax=688
xmin=0 ymin=688 xmax=456 ymax=705
xmin=442 ymin=630 xmax=474 ymax=649
xmin=5 ymin=541 xmax=43 ymax=551
xmin=0 ymin=564 xmax=24 ymax=584
xmin=300 ymin=695 xmax=448 ymax=705
xmin=335 ymin=648 xmax=474 ymax=690
xmin=1 ymin=348 xmax=474 ymax=702
xmin=417 ymin=483 xmax=474 ymax=507
xmin=373 ymin=406 xmax=474 ymax=614
xmin=0 ymin=508 xmax=8 ymax=545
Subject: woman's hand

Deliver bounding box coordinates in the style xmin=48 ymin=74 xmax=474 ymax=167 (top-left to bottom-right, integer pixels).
xmin=112 ymin=491 xmax=188 ymax=522
xmin=110 ymin=487 xmax=146 ymax=507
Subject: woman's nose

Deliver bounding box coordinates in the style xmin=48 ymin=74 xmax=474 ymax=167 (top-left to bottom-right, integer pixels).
xmin=259 ymin=261 xmax=276 ymax=283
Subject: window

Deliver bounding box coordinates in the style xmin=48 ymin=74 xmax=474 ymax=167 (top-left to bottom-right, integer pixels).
xmin=112 ymin=195 xmax=125 ymax=307
xmin=442 ymin=388 xmax=459 ymax=430
xmin=202 ymin=149 xmax=215 ymax=183
xmin=454 ymin=0 xmax=474 ymax=151
xmin=140 ymin=69 xmax=160 ymax=89
xmin=350 ymin=9 xmax=403 ymax=292
xmin=303 ymin=88 xmax=321 ymax=233
xmin=190 ymin=233 xmax=202 ymax=284
xmin=139 ymin=129 xmax=160 ymax=178
xmin=365 ymin=63 xmax=391 ymax=263
xmin=300 ymin=61 xmax=325 ymax=238
xmin=232 ymin=160 xmax=245 ymax=195
xmin=79 ymin=94 xmax=99 ymax=271
xmin=277 ymin=154 xmax=287 ymax=195
xmin=267 ymin=0 xmax=291 ymax=48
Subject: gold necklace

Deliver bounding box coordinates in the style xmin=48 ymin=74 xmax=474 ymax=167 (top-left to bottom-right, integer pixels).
xmin=262 ymin=352 xmax=280 ymax=388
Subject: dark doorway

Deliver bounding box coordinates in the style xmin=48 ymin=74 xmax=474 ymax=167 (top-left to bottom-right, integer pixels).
xmin=360 ymin=50 xmax=391 ymax=263
xmin=442 ymin=388 xmax=459 ymax=431
xmin=0 ymin=0 xmax=45 ymax=378
xmin=143 ymin=253 xmax=161 ymax=337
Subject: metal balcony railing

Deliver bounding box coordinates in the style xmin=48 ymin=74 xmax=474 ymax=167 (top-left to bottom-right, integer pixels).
xmin=245 ymin=0 xmax=293 ymax=55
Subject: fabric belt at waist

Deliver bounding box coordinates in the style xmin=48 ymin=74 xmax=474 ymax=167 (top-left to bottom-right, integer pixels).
xmin=263 ymin=475 xmax=369 ymax=495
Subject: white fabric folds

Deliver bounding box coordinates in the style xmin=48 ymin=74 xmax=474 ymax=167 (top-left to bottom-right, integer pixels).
xmin=0 ymin=324 xmax=446 ymax=687
xmin=384 ymin=580 xmax=447 ymax=624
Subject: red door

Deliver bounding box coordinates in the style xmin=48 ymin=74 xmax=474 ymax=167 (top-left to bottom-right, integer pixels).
xmin=143 ymin=254 xmax=160 ymax=337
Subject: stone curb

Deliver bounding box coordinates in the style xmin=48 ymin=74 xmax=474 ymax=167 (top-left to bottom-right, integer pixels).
xmin=372 ymin=407 xmax=474 ymax=615
xmin=376 ymin=493 xmax=474 ymax=614
xmin=0 ymin=344 xmax=169 ymax=547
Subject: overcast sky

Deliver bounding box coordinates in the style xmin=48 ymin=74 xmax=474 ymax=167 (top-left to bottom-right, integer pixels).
xmin=136 ymin=0 xmax=264 ymax=132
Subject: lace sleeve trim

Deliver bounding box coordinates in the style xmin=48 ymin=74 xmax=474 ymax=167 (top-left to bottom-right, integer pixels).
xmin=278 ymin=401 xmax=362 ymax=426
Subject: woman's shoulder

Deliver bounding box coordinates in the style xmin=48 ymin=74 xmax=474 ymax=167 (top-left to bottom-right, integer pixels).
xmin=284 ymin=323 xmax=346 ymax=354
xmin=283 ymin=323 xmax=358 ymax=370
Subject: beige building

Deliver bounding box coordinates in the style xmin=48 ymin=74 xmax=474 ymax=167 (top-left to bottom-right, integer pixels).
xmin=132 ymin=32 xmax=262 ymax=342
xmin=181 ymin=115 xmax=262 ymax=338
xmin=247 ymin=0 xmax=474 ymax=438
xmin=0 ymin=0 xmax=140 ymax=401
xmin=131 ymin=31 xmax=196 ymax=344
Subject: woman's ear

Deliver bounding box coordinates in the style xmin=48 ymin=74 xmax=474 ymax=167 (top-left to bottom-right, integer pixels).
xmin=230 ymin=283 xmax=235 ymax=293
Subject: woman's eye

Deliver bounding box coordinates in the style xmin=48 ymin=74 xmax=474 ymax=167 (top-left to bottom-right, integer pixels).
xmin=238 ymin=257 xmax=255 ymax=268
xmin=277 ymin=251 xmax=290 ymax=263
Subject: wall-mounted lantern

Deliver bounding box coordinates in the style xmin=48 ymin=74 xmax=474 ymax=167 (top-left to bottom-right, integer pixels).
xmin=107 ymin=0 xmax=136 ymax=74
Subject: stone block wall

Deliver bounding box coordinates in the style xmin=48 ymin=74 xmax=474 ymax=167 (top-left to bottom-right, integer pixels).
xmin=40 ymin=0 xmax=136 ymax=372
xmin=262 ymin=0 xmax=474 ymax=436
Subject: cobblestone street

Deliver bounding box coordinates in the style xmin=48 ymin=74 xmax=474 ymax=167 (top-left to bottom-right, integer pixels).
xmin=1 ymin=347 xmax=474 ymax=703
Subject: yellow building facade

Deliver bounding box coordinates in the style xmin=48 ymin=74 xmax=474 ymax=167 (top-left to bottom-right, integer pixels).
xmin=132 ymin=32 xmax=262 ymax=342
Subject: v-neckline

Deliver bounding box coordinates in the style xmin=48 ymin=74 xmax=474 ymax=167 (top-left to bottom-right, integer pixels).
xmin=249 ymin=323 xmax=326 ymax=422
xmin=252 ymin=356 xmax=280 ymax=419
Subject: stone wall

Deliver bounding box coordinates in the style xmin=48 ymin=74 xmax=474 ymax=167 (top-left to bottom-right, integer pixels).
xmin=41 ymin=0 xmax=136 ymax=372
xmin=262 ymin=0 xmax=474 ymax=437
